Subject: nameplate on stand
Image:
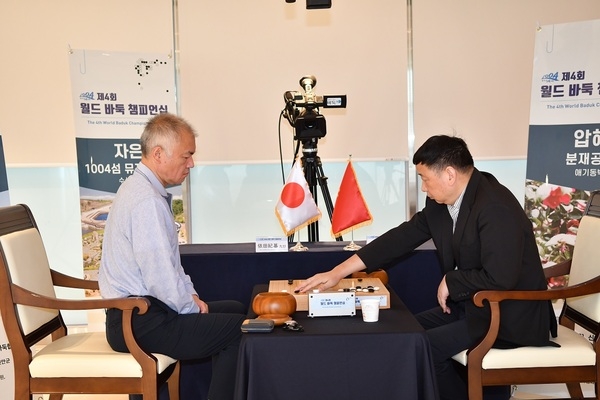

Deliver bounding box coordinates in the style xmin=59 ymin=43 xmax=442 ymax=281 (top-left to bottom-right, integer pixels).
xmin=255 ymin=236 xmax=288 ymax=253
xmin=308 ymin=292 xmax=356 ymax=317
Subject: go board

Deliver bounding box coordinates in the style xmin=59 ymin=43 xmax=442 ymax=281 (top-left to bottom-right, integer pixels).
xmin=268 ymin=278 xmax=390 ymax=311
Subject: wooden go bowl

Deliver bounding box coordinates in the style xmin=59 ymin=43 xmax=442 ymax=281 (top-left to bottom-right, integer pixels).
xmin=252 ymin=291 xmax=297 ymax=317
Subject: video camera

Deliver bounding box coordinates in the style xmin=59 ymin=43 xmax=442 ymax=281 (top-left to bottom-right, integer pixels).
xmin=283 ymin=75 xmax=347 ymax=141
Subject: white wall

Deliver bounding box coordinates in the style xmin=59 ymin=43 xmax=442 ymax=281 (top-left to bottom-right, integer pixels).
xmin=413 ymin=0 xmax=600 ymax=157
xmin=177 ymin=0 xmax=408 ymax=163
xmin=3 ymin=1 xmax=599 ymax=166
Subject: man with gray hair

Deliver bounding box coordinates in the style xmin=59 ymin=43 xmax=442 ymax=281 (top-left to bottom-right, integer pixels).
xmin=99 ymin=113 xmax=245 ymax=400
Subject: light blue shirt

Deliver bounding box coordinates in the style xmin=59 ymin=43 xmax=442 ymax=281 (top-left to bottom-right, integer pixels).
xmin=447 ymin=188 xmax=466 ymax=233
xmin=99 ymin=163 xmax=199 ymax=314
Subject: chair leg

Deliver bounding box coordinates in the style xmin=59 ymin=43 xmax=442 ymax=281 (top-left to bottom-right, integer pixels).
xmin=566 ymin=382 xmax=584 ymax=398
xmin=167 ymin=362 xmax=181 ymax=400
xmin=48 ymin=394 xmax=64 ymax=400
xmin=467 ymin=365 xmax=484 ymax=400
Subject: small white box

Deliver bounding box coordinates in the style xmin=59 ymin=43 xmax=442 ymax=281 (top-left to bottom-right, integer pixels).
xmin=308 ymin=292 xmax=356 ymax=317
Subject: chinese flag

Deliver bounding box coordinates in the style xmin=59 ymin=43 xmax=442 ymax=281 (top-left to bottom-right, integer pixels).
xmin=275 ymin=161 xmax=322 ymax=236
xmin=331 ymin=161 xmax=373 ymax=238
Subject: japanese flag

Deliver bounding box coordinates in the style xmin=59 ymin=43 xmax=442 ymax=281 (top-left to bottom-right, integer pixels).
xmin=275 ymin=161 xmax=322 ymax=236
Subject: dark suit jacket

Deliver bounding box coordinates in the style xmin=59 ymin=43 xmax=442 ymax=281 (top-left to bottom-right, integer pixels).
xmin=357 ymin=168 xmax=556 ymax=347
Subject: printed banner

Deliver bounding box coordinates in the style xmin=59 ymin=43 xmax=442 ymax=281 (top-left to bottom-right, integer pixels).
xmin=0 ymin=313 xmax=12 ymax=399
xmin=525 ymin=19 xmax=600 ymax=273
xmin=0 ymin=137 xmax=8 ymax=206
xmin=69 ymin=49 xmax=177 ymax=288
xmin=0 ymin=135 xmax=14 ymax=398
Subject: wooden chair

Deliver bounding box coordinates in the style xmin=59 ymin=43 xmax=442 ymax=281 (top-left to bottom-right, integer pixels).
xmin=452 ymin=189 xmax=600 ymax=399
xmin=0 ymin=204 xmax=180 ymax=400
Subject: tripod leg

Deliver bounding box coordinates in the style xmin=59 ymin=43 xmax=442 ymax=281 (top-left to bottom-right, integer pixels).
xmin=301 ymin=156 xmax=319 ymax=242
xmin=300 ymin=140 xmax=342 ymax=242
xmin=315 ymin=159 xmax=343 ymax=242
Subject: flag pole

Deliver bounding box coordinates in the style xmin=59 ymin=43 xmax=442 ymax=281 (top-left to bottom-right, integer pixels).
xmin=342 ymin=154 xmax=361 ymax=251
xmin=343 ymin=229 xmax=361 ymax=251
xmin=290 ymin=229 xmax=309 ymax=252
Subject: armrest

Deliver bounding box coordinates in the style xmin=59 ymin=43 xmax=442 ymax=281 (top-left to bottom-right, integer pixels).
xmin=543 ymin=259 xmax=572 ymax=279
xmin=10 ymin=282 xmax=161 ymax=369
xmin=10 ymin=283 xmax=149 ymax=313
xmin=473 ymin=273 xmax=600 ymax=307
xmin=51 ymin=269 xmax=99 ymax=290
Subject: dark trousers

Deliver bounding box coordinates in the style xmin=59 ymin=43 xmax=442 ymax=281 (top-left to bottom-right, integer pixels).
xmin=106 ymin=298 xmax=246 ymax=400
xmin=416 ymin=304 xmax=511 ymax=400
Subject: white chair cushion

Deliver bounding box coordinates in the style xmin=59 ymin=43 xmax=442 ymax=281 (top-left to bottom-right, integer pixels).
xmin=0 ymin=228 xmax=59 ymax=335
xmin=566 ymin=215 xmax=600 ymax=321
xmin=30 ymin=332 xmax=177 ymax=378
xmin=452 ymin=325 xmax=595 ymax=369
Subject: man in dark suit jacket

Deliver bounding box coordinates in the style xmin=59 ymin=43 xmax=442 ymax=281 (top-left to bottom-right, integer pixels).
xmin=297 ymin=135 xmax=557 ymax=400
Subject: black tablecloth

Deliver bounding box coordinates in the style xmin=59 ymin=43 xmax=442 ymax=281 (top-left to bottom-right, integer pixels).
xmin=234 ymin=284 xmax=439 ymax=400
xmin=177 ymin=241 xmax=442 ymax=400
xmin=180 ymin=241 xmax=441 ymax=314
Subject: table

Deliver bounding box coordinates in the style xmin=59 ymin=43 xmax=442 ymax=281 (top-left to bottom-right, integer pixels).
xmin=234 ymin=284 xmax=439 ymax=400
xmin=180 ymin=240 xmax=441 ymax=314
xmin=177 ymin=241 xmax=442 ymax=400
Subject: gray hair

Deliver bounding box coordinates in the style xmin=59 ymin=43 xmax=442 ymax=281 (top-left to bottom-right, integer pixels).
xmin=140 ymin=113 xmax=197 ymax=157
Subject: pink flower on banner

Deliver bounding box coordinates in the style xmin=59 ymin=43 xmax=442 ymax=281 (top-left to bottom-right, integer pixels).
xmin=275 ymin=161 xmax=321 ymax=236
xmin=542 ymin=187 xmax=571 ymax=209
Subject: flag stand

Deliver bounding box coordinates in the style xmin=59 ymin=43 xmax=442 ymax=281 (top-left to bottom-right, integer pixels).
xmin=290 ymin=230 xmax=309 ymax=251
xmin=343 ymin=229 xmax=361 ymax=251
xmin=290 ymin=240 xmax=309 ymax=252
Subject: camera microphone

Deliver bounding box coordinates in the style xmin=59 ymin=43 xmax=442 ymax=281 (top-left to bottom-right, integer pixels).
xmin=299 ymin=75 xmax=317 ymax=94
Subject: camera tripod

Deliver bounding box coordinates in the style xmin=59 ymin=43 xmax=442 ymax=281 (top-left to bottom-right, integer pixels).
xmin=298 ymin=138 xmax=343 ymax=242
